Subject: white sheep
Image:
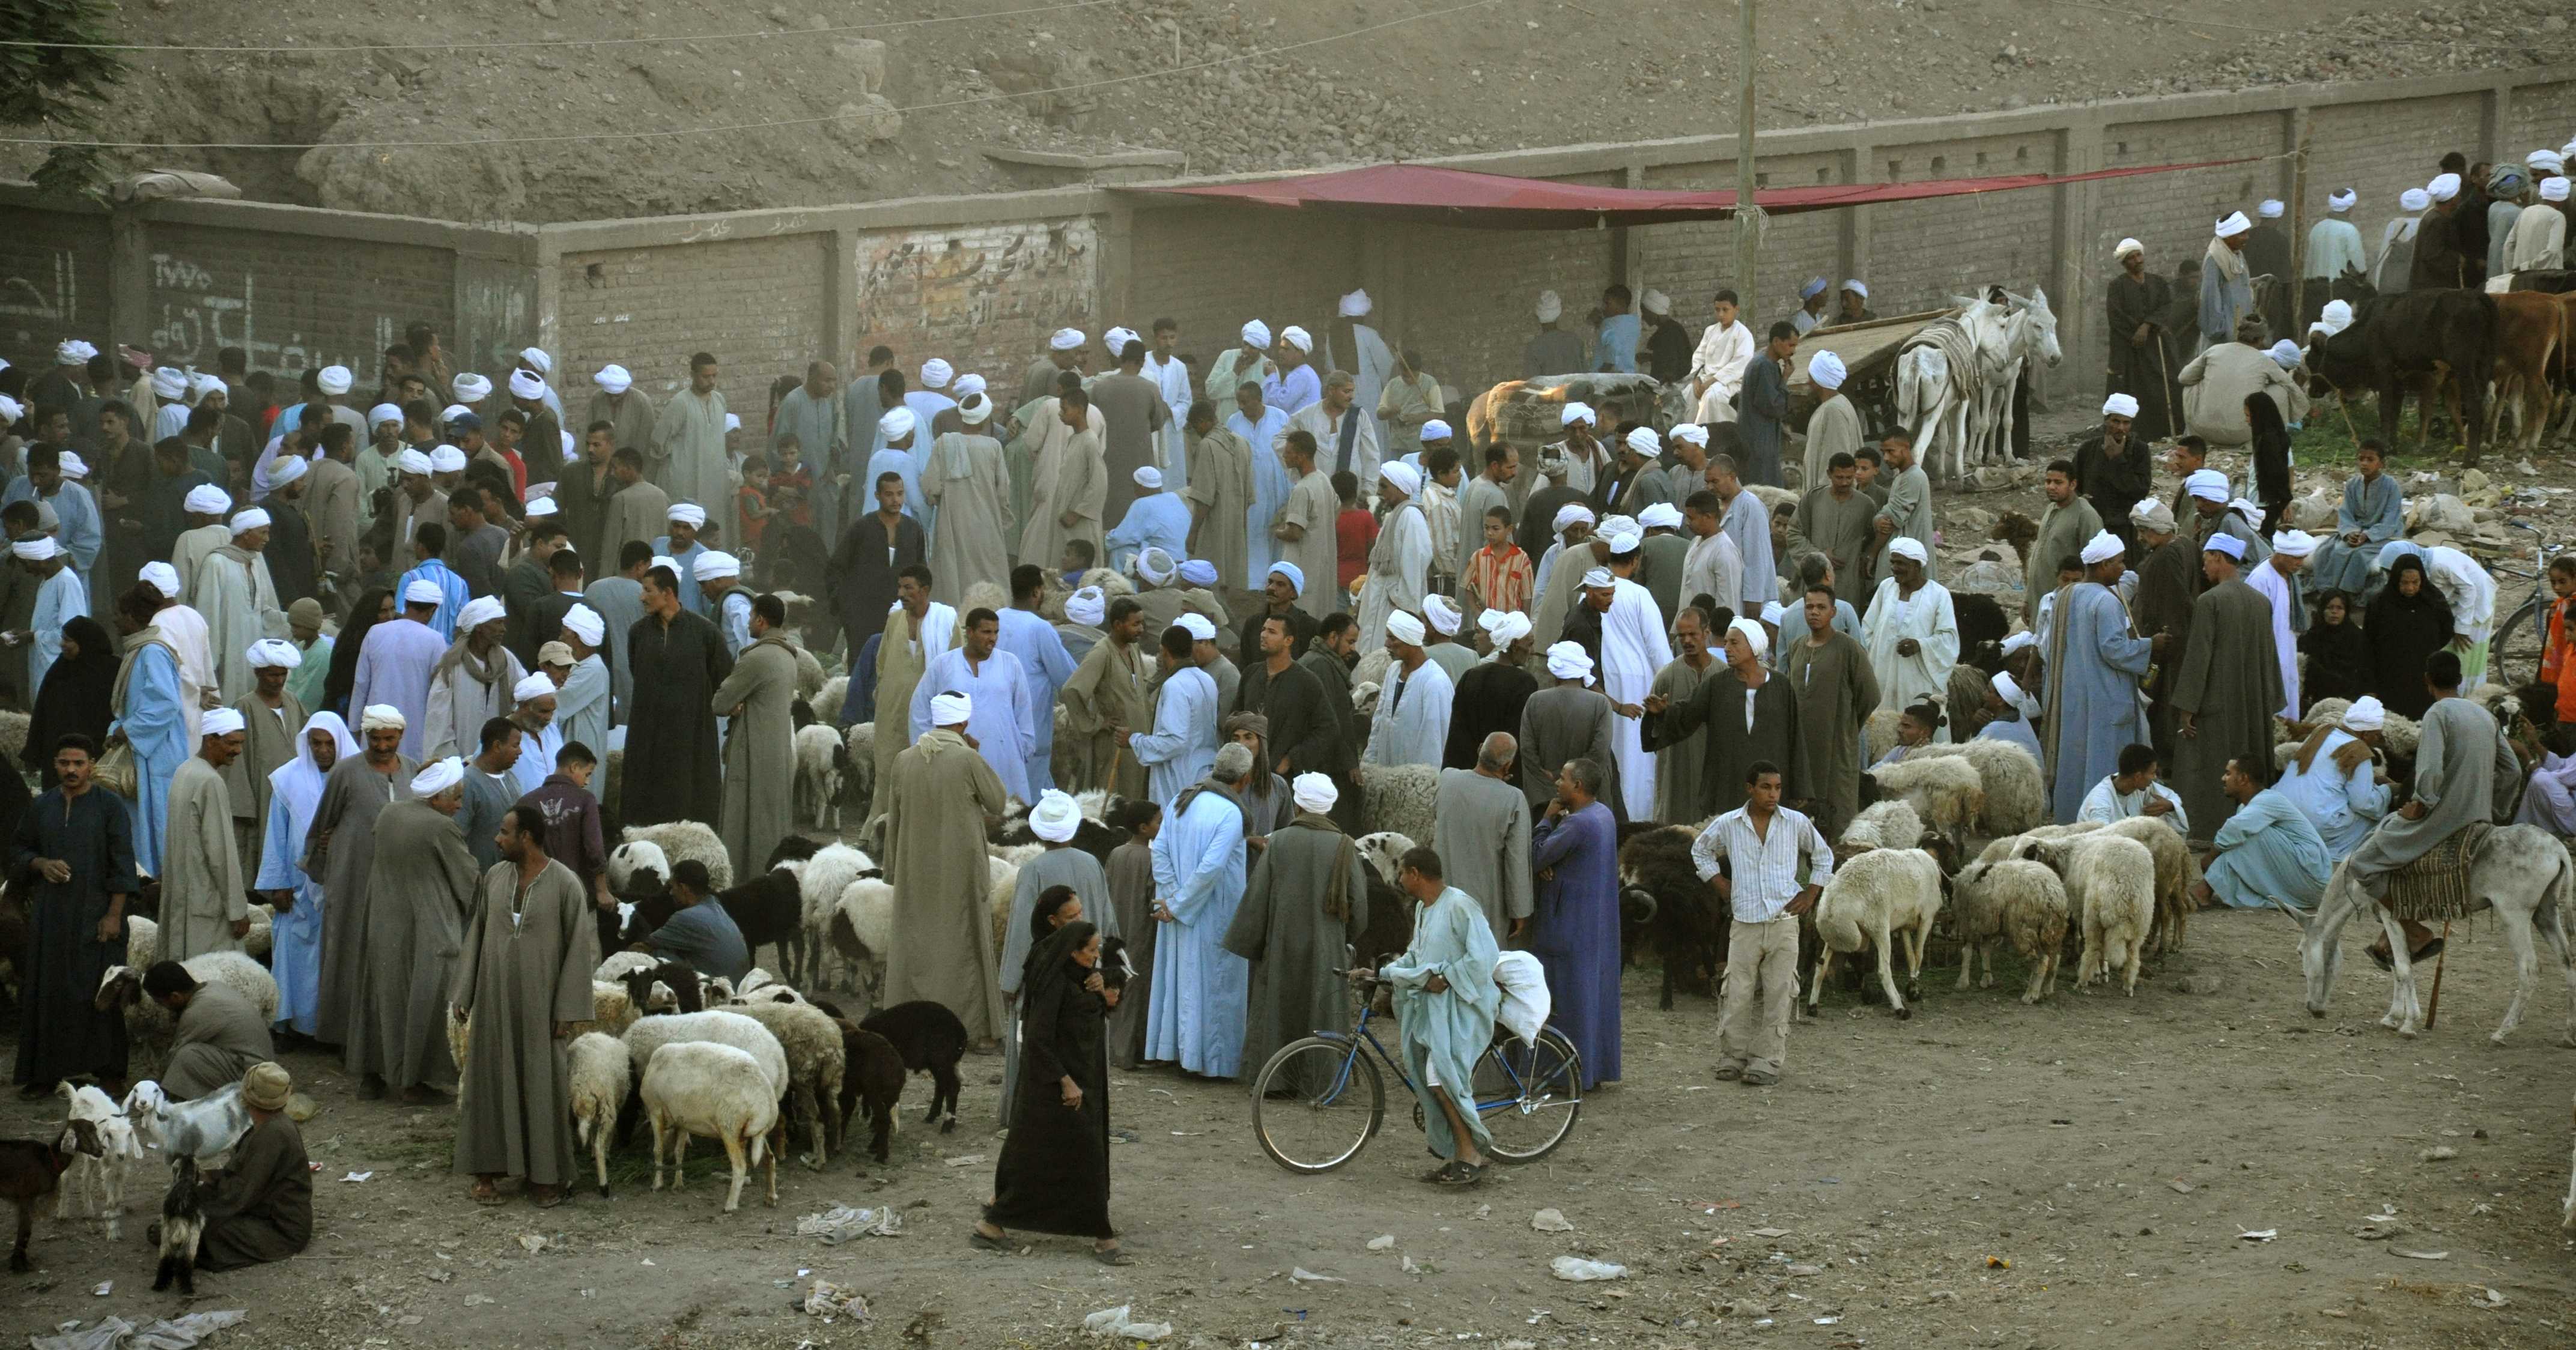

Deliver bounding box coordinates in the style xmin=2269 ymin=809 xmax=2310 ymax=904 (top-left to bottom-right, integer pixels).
xmin=2097 ymin=816 xmax=2201 ymax=955
xmin=1909 ymin=739 xmax=2047 ymax=836
xmin=724 ymin=996 xmax=846 ymax=1169
xmin=238 ymin=904 xmax=273 ymax=962
xmin=606 ymin=839 xmax=669 ymax=897
xmin=619 ymin=1009 xmax=789 ymax=1104
xmin=55 ymin=1083 xmax=140 ymax=1240
xmin=2030 ymin=832 xmax=2155 ymax=996
xmin=99 ymin=952 xmax=279 ymax=1065
xmin=639 ymin=1041 xmax=780 ymax=1212
xmin=1808 ymin=847 xmax=1946 ymax=1018
xmin=790 ymin=641 xmax=827 ymax=701
xmin=596 ymin=951 xmax=659 ymax=983
xmin=123 ymin=914 xmax=160 ymax=970
xmin=1862 ymin=755 xmax=1984 ymax=849
xmin=1837 ymin=799 xmax=1925 ymax=855
xmin=1949 ymin=858 xmax=2070 ymax=1004
xmin=792 ymin=723 xmax=844 ymax=830
xmin=1355 ymin=762 xmax=1439 ymax=846
xmin=1863 ymin=706 xmax=1905 ymax=764
xmin=830 ymin=876 xmax=895 ymax=1009
xmin=567 ymin=1031 xmax=631 ymax=1197
xmin=797 ymin=844 xmax=875 ymax=988
xmin=617 ymin=821 xmax=734 ymax=892
xmin=815 ymin=675 xmax=849 ymax=722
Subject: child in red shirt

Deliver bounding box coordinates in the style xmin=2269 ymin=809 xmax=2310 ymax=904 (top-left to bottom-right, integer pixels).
xmin=1464 ymin=504 xmax=1533 ymax=619
xmin=735 ymin=453 xmax=774 ymax=552
xmin=769 ymin=435 xmax=815 ymax=530
xmin=1332 ymin=470 xmax=1375 ymax=598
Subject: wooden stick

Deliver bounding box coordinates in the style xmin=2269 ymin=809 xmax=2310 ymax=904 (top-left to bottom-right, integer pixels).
xmin=2423 ymin=917 xmax=2454 ymax=1030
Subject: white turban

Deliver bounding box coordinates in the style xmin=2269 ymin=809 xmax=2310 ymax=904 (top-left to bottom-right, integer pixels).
xmin=1338 ymin=289 xmax=1372 ymax=318
xmin=2316 ymin=298 xmax=2355 ymax=334
xmin=1545 ymin=640 xmax=1593 ymax=681
xmin=523 ymin=494 xmax=557 ymax=518
xmin=2078 ymin=530 xmax=2124 ymax=566
xmin=2268 ymin=340 xmax=2303 ymax=369
xmin=1176 ymin=613 xmax=1217 ymax=642
xmin=693 ymin=551 xmax=741 ymax=581
xmin=2214 ymin=210 xmax=2252 ymax=238
xmin=1758 ymin=600 xmax=1785 ymax=628
xmin=199 ymin=707 xmax=246 ymax=738
xmin=56 ymin=339 xmax=96 ymax=365
xmin=1991 ymin=671 xmax=2023 ymax=706
xmin=1030 ymin=790 xmax=1081 ymax=843
xmin=1727 ymin=616 xmax=1769 ymax=659
xmin=2545 ymin=178 xmax=2572 ymax=204
xmin=2258 ymin=199 xmax=2284 ymax=219
xmin=1669 ymin=423 xmax=1708 ymax=449
xmin=594 ymin=363 xmax=634 ymax=394
xmin=1177 ymin=558 xmax=1217 ymax=587
xmin=457 ymin=596 xmax=506 ymax=631
xmin=1560 ymin=402 xmax=1595 ymax=428
xmin=1485 ymin=610 xmax=1533 ymax=647
xmin=2270 ymin=530 xmax=2317 ymax=558
xmin=1624 ymin=425 xmax=1661 ymax=457
xmin=1642 ymin=288 xmax=1672 ymax=315
xmin=1552 ymin=503 xmax=1596 ymax=533
xmin=139 ymin=561 xmax=180 ymax=598
xmin=2000 ymin=631 xmax=2037 ymax=656
xmin=266 ymin=454 xmax=307 ymax=488
xmin=1605 ymin=531 xmax=1641 ymax=558
xmin=1240 ymin=319 xmax=1272 ymax=348
xmin=1421 ymin=419 xmax=1452 ymax=443
xmin=930 ymin=691 xmax=973 ymax=725
xmin=1423 ymin=595 xmax=1462 ymax=636
xmin=958 ymin=393 xmax=992 ymax=425
xmin=1103 ymin=328 xmax=1138 ymax=356
xmin=430 ymin=446 xmax=467 ymax=473
xmin=2401 ymin=187 xmax=2432 ymax=211
xmin=310 ymin=364 xmax=351 ymax=396
xmin=2532 ymin=150 xmax=2566 ymax=174
xmin=506 ymin=672 xmax=556 ymax=703
xmin=1640 ymin=503 xmax=1685 ymax=531
xmin=1534 ymin=290 xmax=1564 ymax=323
xmin=878 ymin=407 xmax=917 ymax=443
xmin=2204 ymin=533 xmax=2246 ymax=560
xmin=58 ymin=453 xmax=87 ymax=480
xmin=1379 ymin=462 xmax=1421 ymax=497
xmin=453 ymin=372 xmax=491 ymax=402
xmin=1808 ymin=351 xmax=1847 ymax=390
xmin=1132 ymin=465 xmax=1162 ymax=489
xmin=952 ymin=373 xmax=987 ymax=400
xmin=562 ymin=604 xmax=605 ymax=647
xmin=1385 ymin=611 xmax=1427 ymax=646
xmin=1799 ymin=277 xmax=1829 ymax=300
xmin=1886 ymin=536 xmax=1928 ymax=565
xmin=228 ymin=507 xmax=270 ymax=535
xmin=2342 ymin=695 xmax=2387 ymax=732
xmin=508 ymin=368 xmax=546 ymax=401
xmin=919 ymin=358 xmax=953 ymax=389
xmin=1266 ymin=561 xmax=1304 ymax=596
xmin=403 ymin=578 xmax=446 ymax=606
xmin=183 ymin=485 xmax=231 ymax=515
xmin=2428 ymin=172 xmax=2461 ymax=202
xmin=1579 ymin=567 xmax=1615 ymax=589
xmin=410 ymin=757 xmax=466 ymax=797
xmin=395 ymin=448 xmax=433 ymax=476
xmin=519 ymin=347 xmax=552 ymax=375
xmin=1292 ymin=773 xmax=1338 ymax=814
xmin=360 ymin=703 xmax=407 ymax=732
xmin=2328 ymin=189 xmax=2356 ymax=213
xmin=10 ymin=536 xmax=58 ymax=560
xmin=1136 ymin=547 xmax=1175 ymax=584
xmin=1064 ymin=586 xmax=1106 ymax=626
xmin=1841 ymin=279 xmax=1869 ymax=298
xmin=2130 ymin=498 xmax=2177 ymax=534
xmin=2185 ymin=468 xmax=2231 ymax=502
xmin=149 ymin=366 xmax=186 ymax=399
xmin=1049 ymin=327 xmax=1086 ymax=352
xmin=246 ymin=638 xmax=301 ymax=670
xmin=2102 ymin=392 xmax=2140 ymax=419
xmin=2113 ymin=237 xmax=2144 ymax=259
xmin=1280 ymin=325 xmax=1313 ymax=354
xmin=667 ymin=502 xmax=706 ymax=528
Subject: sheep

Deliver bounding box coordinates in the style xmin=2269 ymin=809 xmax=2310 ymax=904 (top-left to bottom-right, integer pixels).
xmin=1862 ymin=755 xmax=1984 ymax=852
xmin=1863 ymin=706 xmax=1905 ymax=764
xmin=619 ymin=1009 xmax=788 ymax=1097
xmin=2097 ymin=816 xmax=2202 ymax=956
xmin=987 ymin=851 xmax=1030 ymax=952
xmin=53 ymin=1083 xmax=139 ymax=1240
xmin=816 ymin=675 xmax=849 ymax=723
xmin=795 ymin=843 xmax=875 ymax=988
xmin=123 ymin=913 xmax=160 ymax=970
xmin=1908 ymin=739 xmax=2048 ymax=837
xmin=639 ymin=1041 xmax=781 ymax=1212
xmin=1972 ymin=820 xmax=2103 ymax=866
xmin=596 ymin=951 xmax=660 ymax=983
xmin=1837 ymin=799 xmax=1925 ymax=855
xmin=860 ymin=1000 xmax=967 ymax=1131
xmin=1949 ymin=858 xmax=2070 ymax=1004
xmin=724 ymin=996 xmax=846 ymax=1169
xmin=1617 ymin=823 xmax=1726 ymax=1009
xmin=1352 ymin=646 xmax=1393 ymax=697
xmin=0 ymin=709 xmax=28 ymax=765
xmin=1807 ymin=847 xmax=1946 ymax=1018
xmin=2028 ymin=832 xmax=2156 ymax=996
xmin=96 ymin=952 xmax=279 ymax=1066
xmin=238 ymin=903 xmax=273 ymax=962
xmin=791 ymin=640 xmax=827 ymax=700
xmin=567 ymin=1031 xmax=631 ymax=1197
xmin=606 ymin=838 xmax=670 ymax=897
xmin=3 ymin=1120 xmax=101 ymax=1271
xmin=1355 ymin=761 xmax=1440 ymax=846
xmin=793 ymin=723 xmax=845 ymax=829
xmin=828 ymin=876 xmax=895 ymax=1010
xmin=718 ymin=865 xmax=807 ymax=982
xmin=842 ymin=722 xmax=878 ymax=819
xmin=617 ymin=821 xmax=734 ymax=892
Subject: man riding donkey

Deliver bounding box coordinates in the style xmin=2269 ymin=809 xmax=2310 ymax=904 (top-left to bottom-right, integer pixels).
xmin=2341 ymin=650 xmax=2516 ymax=972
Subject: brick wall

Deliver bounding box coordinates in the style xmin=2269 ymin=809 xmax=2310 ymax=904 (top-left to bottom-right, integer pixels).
xmin=556 ymin=232 xmax=833 ymax=426
xmin=145 ymin=222 xmax=454 ymax=391
xmin=2505 ymin=82 xmax=2574 ymax=162
xmin=0 ymin=207 xmax=111 ymax=372
xmin=1130 ymin=202 xmax=1353 ymax=382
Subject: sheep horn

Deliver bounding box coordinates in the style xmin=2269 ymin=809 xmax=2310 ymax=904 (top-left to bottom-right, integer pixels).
xmin=1619 ymin=886 xmax=1658 ymax=926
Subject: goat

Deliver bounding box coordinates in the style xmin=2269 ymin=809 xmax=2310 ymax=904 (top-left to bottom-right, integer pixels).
xmin=3 ymin=1121 xmax=103 ymax=1271
xmin=859 ymin=1000 xmax=967 ymax=1131
xmin=717 ymin=865 xmax=807 ymax=983
xmin=152 ymin=1157 xmax=205 ymax=1295
xmin=54 ymin=1082 xmax=140 ymax=1240
xmin=123 ymin=1081 xmax=253 ymax=1171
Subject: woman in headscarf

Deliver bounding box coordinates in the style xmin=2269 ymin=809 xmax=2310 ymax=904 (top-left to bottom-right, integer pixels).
xmin=1222 ymin=711 xmax=1293 ymax=839
xmin=974 ymin=919 xmax=1125 ymax=1264
xmin=997 ymin=876 xmax=1089 ymax=1122
xmin=108 ymin=582 xmax=190 ymax=875
xmin=2366 ymin=554 xmax=2452 ymax=719
xmin=2298 ymin=591 xmax=2372 ymax=712
xmin=322 ymin=587 xmax=395 ymax=719
xmin=2244 ymin=391 xmax=2294 ymax=536
xmin=257 ymin=711 xmax=360 ymax=1044
xmin=23 ymin=615 xmax=120 ymax=784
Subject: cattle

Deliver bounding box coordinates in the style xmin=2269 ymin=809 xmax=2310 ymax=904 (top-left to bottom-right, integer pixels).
xmin=2506 ymin=270 xmax=2576 ymax=296
xmin=2304 ymin=289 xmax=2500 ymax=467
xmin=1464 ymin=373 xmax=1691 ymax=451
xmin=2482 ymin=290 xmax=2566 ymax=453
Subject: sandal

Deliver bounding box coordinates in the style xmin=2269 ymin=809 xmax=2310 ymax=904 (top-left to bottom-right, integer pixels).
xmin=1092 ymin=1246 xmax=1135 ymax=1267
xmin=1435 ymin=1161 xmax=1489 ymax=1187
xmin=968 ymin=1229 xmax=1012 ymax=1252
xmin=529 ymin=1185 xmax=567 ymax=1209
xmin=469 ymin=1181 xmax=502 ymax=1205
xmin=1421 ymin=1161 xmax=1468 ymax=1184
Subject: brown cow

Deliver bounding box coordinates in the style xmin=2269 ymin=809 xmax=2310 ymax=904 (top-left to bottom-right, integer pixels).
xmin=2480 ymin=290 xmax=2566 ymax=453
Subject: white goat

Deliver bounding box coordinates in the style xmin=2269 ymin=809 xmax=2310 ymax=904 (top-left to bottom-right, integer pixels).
xmin=55 ymin=1083 xmax=141 ymax=1239
xmin=792 ymin=723 xmax=843 ymax=829
xmin=123 ymin=1081 xmax=252 ymax=1176
xmin=640 ymin=1041 xmax=781 ymax=1212
xmin=1809 ymin=847 xmax=1947 ymax=1017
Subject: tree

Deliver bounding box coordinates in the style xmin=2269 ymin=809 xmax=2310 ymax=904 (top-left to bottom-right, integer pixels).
xmin=0 ymin=0 xmax=129 ymax=197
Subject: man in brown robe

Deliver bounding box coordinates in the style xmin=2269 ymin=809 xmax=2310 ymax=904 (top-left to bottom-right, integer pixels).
xmin=1181 ymin=402 xmax=1254 ymax=592
xmin=871 ymin=564 xmax=950 ymax=797
xmin=712 ymin=595 xmax=798 ymax=879
xmin=2167 ymin=535 xmax=2284 ymax=845
xmin=1056 ymin=595 xmax=1152 ymax=798
xmin=881 ymin=690 xmax=1012 ymax=1044
xmin=147 ymin=961 xmax=275 ymax=1100
xmin=347 ymin=755 xmax=479 ymax=1102
xmin=189 ymin=1061 xmax=312 ymax=1271
xmin=2126 ymin=500 xmax=2198 ymax=764
xmin=1643 ymin=617 xmax=1813 ymax=819
xmin=1091 ymin=342 xmax=1172 ymax=527
xmin=1647 ymin=605 xmax=1720 ymax=824
xmin=452 ymin=804 xmax=597 ymax=1206
xmin=1781 ymin=586 xmax=1880 ymax=839
xmin=305 ymin=705 xmax=415 ymax=1049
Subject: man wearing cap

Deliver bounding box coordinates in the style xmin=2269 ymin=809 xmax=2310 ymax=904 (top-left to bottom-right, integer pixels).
xmin=920 ymin=389 xmax=1008 ymax=604
xmin=2202 ymin=211 xmax=2258 ymax=352
xmin=2250 ymin=530 xmax=2313 ymax=719
xmin=2177 ymin=315 xmax=2305 ymax=448
xmin=349 ymin=755 xmax=479 ymax=1101
xmin=160 ymin=707 xmax=250 ymax=961
xmin=2041 ymin=531 xmax=2154 ymax=823
xmin=2025 ymin=459 xmax=2103 ymax=626
xmin=188 ymin=507 xmax=284 ymax=703
xmin=1519 ymin=641 xmax=1620 ymax=814
xmin=1021 ymin=384 xmax=1108 ymax=578
xmin=649 ymin=352 xmax=728 ymax=513
xmin=1860 ymin=537 xmax=1958 ymax=736
xmin=15 ymin=534 xmax=82 ymax=698
xmin=884 ymin=688 xmax=1012 ymax=1045
xmin=1103 ymin=465 xmax=1191 ymax=577
xmin=2505 ymin=171 xmax=2568 ymax=273
xmin=1355 ymin=464 xmax=1433 ymax=655
xmin=2303 ymin=190 xmax=2369 ymax=329
xmin=282 ymin=597 xmax=331 ymax=710
xmin=2169 ymin=532 xmax=2284 ymax=842
xmin=427 ymin=596 xmax=525 ymax=761
xmin=1177 ymin=399 xmax=1253 ymax=593
xmin=223 ymin=639 xmax=308 ymax=881
xmin=2486 ymin=164 xmax=2532 ymax=278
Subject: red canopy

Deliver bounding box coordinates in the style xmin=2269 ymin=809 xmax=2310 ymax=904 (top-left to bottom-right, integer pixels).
xmin=1132 ymin=160 xmax=2253 ymax=229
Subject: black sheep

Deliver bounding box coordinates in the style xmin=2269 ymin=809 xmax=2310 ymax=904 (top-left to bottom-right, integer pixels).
xmin=814 ymin=999 xmax=907 ymax=1164
xmin=859 ymin=1000 xmax=967 ymax=1132
xmin=1617 ymin=823 xmax=1728 ymax=1011
xmin=716 ymin=866 xmax=806 ymax=979
xmin=1952 ymin=592 xmax=2009 ymax=663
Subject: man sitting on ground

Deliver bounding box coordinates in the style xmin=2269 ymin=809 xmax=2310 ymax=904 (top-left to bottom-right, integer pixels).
xmin=2077 ymin=743 xmax=2188 ymax=835
xmin=145 ymin=960 xmax=276 ymax=1101
xmin=641 ymin=858 xmax=751 ymax=984
xmin=181 ymin=1060 xmax=312 ymax=1271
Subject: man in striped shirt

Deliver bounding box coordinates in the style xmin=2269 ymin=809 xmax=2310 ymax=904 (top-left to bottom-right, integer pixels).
xmin=1691 ymin=761 xmax=1833 ymax=1086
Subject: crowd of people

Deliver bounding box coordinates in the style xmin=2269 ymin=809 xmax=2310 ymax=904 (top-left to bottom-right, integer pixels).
xmin=4 ymin=136 xmax=2574 ymax=1254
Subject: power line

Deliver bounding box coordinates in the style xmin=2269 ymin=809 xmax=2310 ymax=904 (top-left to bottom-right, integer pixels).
xmin=0 ymin=0 xmax=1505 ymax=152
xmin=2028 ymin=0 xmax=2562 ymax=56
xmin=0 ymin=0 xmax=1116 ymax=54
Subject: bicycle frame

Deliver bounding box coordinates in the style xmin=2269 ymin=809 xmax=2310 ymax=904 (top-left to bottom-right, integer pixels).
xmin=1307 ymin=997 xmax=1564 ymax=1121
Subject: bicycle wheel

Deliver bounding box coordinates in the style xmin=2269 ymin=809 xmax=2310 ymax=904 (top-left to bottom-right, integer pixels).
xmin=1251 ymin=1036 xmax=1385 ymax=1173
xmin=1472 ymin=1027 xmax=1583 ymax=1164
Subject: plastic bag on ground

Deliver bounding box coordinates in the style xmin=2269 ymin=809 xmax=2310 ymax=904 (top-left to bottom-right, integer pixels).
xmin=1083 ymin=1306 xmax=1173 ymax=1341
xmin=1549 ymin=1255 xmax=1629 ymax=1281
xmin=31 ymin=1312 xmax=249 ymax=1350
xmin=796 ymin=1203 xmax=903 ymax=1243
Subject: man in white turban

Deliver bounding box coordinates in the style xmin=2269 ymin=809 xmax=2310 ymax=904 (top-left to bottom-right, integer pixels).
xmin=2505 ymin=172 xmax=2569 ymax=274
xmin=1591 ymin=543 xmax=1673 ymax=821
xmin=2301 ymin=187 xmax=2368 ymax=329
xmin=2411 ymin=171 xmax=2481 ymax=290
xmin=161 ymin=707 xmax=250 ymax=962
xmin=348 ymin=754 xmax=481 ymax=1102
xmin=1860 ymin=536 xmax=1958 ymax=736
xmin=2039 ymin=530 xmax=2154 ymax=822
xmin=653 ymin=500 xmax=713 ymax=617
xmin=1800 ymin=348 xmax=1862 ymax=490
xmin=1354 ymin=461 xmax=1432 ymax=654
xmin=502 ymin=670 xmax=564 ymax=798
xmin=1021 ymin=327 xmax=1088 ymax=408
xmin=222 ymin=637 xmax=309 ymax=882
xmin=1019 ymin=382 xmax=1108 ymax=578
xmin=1364 ymin=610 xmax=1453 ymax=768
xmin=173 ymin=482 xmax=235 ymax=595
xmin=882 ymin=686 xmax=1012 ymax=1047
xmin=2202 ymin=210 xmax=2256 ymax=351
xmin=2249 ymin=530 xmax=2313 ymax=719
xmin=180 ymin=507 xmax=281 ymax=706
xmin=1204 ymin=319 xmax=1276 ymax=406
xmin=1263 ymin=325 xmax=1322 ymax=415
xmin=13 ymin=536 xmax=81 ymax=698
xmin=425 ymin=595 xmax=525 ymax=761
xmin=1328 ymin=288 xmax=1399 ymax=459
xmin=583 ymin=362 xmax=658 ymax=481
xmin=1103 ymin=464 xmax=1191 ymax=575
xmin=905 ymin=358 xmax=959 ymax=464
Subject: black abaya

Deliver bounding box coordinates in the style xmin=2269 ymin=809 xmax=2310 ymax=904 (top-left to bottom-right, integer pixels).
xmin=23 ymin=616 xmax=119 ymax=779
xmin=986 ymin=924 xmax=1114 ymax=1240
xmin=2366 ymin=558 xmax=2453 ymax=720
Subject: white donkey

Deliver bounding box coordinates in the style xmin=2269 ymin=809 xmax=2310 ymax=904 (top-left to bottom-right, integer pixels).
xmin=1892 ymin=294 xmax=2003 ymax=481
xmin=2297 ymin=823 xmax=2576 ymax=1043
xmin=1963 ymin=288 xmax=2064 ymax=467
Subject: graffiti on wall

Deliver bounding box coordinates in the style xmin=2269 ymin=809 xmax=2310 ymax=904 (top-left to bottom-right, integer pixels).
xmin=856 ymin=219 xmax=1095 ymax=371
xmin=0 ymin=247 xmax=84 ymax=355
xmin=149 ymin=253 xmax=396 ymax=384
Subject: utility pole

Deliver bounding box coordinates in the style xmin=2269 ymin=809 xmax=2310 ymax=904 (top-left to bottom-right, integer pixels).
xmin=1735 ymin=0 xmax=1759 ymax=307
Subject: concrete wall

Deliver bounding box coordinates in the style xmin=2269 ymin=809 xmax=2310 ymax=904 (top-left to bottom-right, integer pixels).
xmin=0 ymin=64 xmax=2560 ymax=431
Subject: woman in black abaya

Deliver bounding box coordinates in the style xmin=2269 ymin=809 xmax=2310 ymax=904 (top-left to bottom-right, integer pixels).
xmin=973 ymin=919 xmax=1125 ymax=1264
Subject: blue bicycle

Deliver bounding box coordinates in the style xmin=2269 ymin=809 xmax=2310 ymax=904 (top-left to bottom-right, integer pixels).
xmin=1249 ymin=969 xmax=1584 ymax=1173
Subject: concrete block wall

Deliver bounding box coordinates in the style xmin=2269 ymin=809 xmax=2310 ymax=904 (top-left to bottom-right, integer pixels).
xmin=556 ymin=232 xmax=834 ymax=421
xmin=145 ymin=222 xmax=452 ymax=385
xmin=0 ymin=204 xmax=111 ymax=372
